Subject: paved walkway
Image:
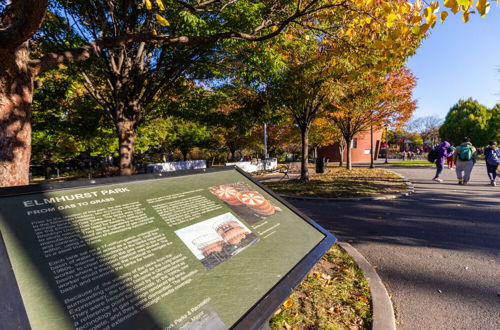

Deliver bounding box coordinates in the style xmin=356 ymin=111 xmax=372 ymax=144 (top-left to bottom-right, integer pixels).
xmin=288 ymin=164 xmax=500 ymax=330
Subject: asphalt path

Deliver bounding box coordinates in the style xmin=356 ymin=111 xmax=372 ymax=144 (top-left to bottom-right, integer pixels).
xmin=288 ymin=164 xmax=500 ymax=330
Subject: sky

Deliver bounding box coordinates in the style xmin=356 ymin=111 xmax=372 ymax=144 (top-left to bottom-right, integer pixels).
xmin=407 ymin=6 xmax=500 ymax=120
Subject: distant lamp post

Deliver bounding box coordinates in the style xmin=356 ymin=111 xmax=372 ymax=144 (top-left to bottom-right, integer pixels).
xmin=369 ymin=124 xmax=374 ymax=168
xmin=385 ymin=124 xmax=389 ymax=164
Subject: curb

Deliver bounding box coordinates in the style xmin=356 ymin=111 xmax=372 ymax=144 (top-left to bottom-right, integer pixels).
xmin=279 ymin=172 xmax=414 ymax=202
xmin=338 ymin=242 xmax=396 ymax=330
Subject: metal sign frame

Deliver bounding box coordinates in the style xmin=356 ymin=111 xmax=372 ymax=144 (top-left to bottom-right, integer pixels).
xmin=0 ymin=167 xmax=336 ymax=330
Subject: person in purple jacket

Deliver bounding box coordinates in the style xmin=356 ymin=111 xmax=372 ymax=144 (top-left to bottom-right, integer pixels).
xmin=433 ymin=140 xmax=454 ymax=182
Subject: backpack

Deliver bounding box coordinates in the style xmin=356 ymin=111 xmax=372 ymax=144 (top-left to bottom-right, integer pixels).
xmin=486 ymin=149 xmax=500 ymax=166
xmin=458 ymin=145 xmax=472 ymax=161
xmin=427 ymin=147 xmax=438 ymax=163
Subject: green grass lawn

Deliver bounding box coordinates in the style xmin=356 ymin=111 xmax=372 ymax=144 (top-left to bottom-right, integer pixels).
xmin=383 ymin=160 xmax=433 ymax=166
xmin=270 ymin=244 xmax=372 ymax=330
xmin=264 ymin=168 xmax=406 ymax=198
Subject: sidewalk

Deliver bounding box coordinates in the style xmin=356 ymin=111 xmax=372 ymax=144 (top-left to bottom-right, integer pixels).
xmin=287 ymin=164 xmax=500 ymax=330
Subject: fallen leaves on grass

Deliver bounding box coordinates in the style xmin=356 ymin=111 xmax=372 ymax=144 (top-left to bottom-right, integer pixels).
xmin=264 ymin=168 xmax=406 ymax=198
xmin=270 ymin=244 xmax=372 ymax=330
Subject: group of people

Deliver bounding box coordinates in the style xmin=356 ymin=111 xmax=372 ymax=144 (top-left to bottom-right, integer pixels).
xmin=432 ymin=138 xmax=500 ymax=186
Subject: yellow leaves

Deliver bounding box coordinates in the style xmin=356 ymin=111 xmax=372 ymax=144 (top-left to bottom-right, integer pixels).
xmin=420 ymin=23 xmax=430 ymax=34
xmin=363 ymin=0 xmax=375 ymax=8
xmin=440 ymin=11 xmax=449 ymax=23
xmin=156 ymin=0 xmax=165 ymax=11
xmin=429 ymin=1 xmax=440 ymax=13
xmin=476 ymin=0 xmax=491 ymax=17
xmin=412 ymin=22 xmax=429 ymax=35
xmin=410 ymin=14 xmax=422 ymax=25
xmin=386 ymin=13 xmax=401 ymax=28
xmin=283 ymin=298 xmax=293 ymax=309
xmin=145 ymin=0 xmax=166 ymax=11
xmin=422 ymin=8 xmax=438 ymax=27
xmin=444 ymin=0 xmax=461 ymax=13
xmin=400 ymin=2 xmax=411 ymax=14
xmin=462 ymin=11 xmax=470 ymax=22
xmin=415 ymin=0 xmax=424 ymax=11
xmin=428 ymin=14 xmax=438 ymax=27
xmin=155 ymin=14 xmax=170 ymax=26
xmin=381 ymin=2 xmax=393 ymax=13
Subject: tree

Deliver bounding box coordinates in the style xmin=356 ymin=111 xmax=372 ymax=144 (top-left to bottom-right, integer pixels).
xmin=31 ymin=69 xmax=117 ymax=178
xmin=309 ymin=117 xmax=343 ymax=163
xmin=270 ymin=56 xmax=334 ymax=181
xmin=439 ymin=98 xmax=493 ymax=146
xmin=406 ymin=115 xmax=443 ymax=145
xmin=268 ymin=0 xmax=429 ymax=179
xmin=0 ymin=0 xmax=495 ymax=186
xmin=488 ymin=104 xmax=500 ymax=142
xmin=329 ymin=68 xmax=417 ymax=169
xmin=166 ymin=119 xmax=211 ymax=161
xmin=0 ymin=0 xmax=342 ymax=187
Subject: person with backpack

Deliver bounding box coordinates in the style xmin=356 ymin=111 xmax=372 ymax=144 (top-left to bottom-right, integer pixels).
xmin=484 ymin=141 xmax=500 ymax=186
xmin=431 ymin=140 xmax=454 ymax=182
xmin=453 ymin=137 xmax=478 ymax=185
xmin=446 ymin=144 xmax=456 ymax=169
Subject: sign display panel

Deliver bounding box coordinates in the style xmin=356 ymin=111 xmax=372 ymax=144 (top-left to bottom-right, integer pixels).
xmin=0 ymin=168 xmax=334 ymax=330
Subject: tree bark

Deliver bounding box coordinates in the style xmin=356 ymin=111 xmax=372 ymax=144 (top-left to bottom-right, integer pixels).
xmin=0 ymin=42 xmax=34 ymax=187
xmin=181 ymin=150 xmax=188 ymax=161
xmin=345 ymin=137 xmax=352 ymax=170
xmin=116 ymin=119 xmax=136 ymax=176
xmin=338 ymin=142 xmax=344 ymax=167
xmin=300 ymin=126 xmax=310 ymax=182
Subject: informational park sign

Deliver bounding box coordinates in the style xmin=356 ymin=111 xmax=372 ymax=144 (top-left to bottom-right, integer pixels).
xmin=0 ymin=168 xmax=335 ymax=330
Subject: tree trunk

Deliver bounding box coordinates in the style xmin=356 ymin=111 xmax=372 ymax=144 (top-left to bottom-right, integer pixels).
xmin=42 ymin=153 xmax=51 ymax=180
xmin=300 ymin=126 xmax=310 ymax=182
xmin=117 ymin=119 xmax=137 ymax=176
xmin=338 ymin=143 xmax=344 ymax=167
xmin=229 ymin=148 xmax=236 ymax=162
xmin=182 ymin=150 xmax=188 ymax=161
xmin=345 ymin=137 xmax=352 ymax=170
xmin=0 ymin=42 xmax=34 ymax=187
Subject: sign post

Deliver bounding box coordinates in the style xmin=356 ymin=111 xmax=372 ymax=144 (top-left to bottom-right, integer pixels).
xmin=0 ymin=167 xmax=335 ymax=330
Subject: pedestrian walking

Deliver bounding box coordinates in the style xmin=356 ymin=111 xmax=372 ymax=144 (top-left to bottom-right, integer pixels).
xmin=446 ymin=144 xmax=456 ymax=169
xmin=484 ymin=141 xmax=500 ymax=186
xmin=432 ymin=140 xmax=453 ymax=182
xmin=453 ymin=137 xmax=478 ymax=185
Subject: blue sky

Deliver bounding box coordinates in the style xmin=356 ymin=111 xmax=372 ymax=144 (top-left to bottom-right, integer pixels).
xmin=407 ymin=7 xmax=500 ymax=119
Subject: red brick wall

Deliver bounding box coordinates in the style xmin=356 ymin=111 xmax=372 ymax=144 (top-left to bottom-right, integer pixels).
xmin=317 ymin=129 xmax=383 ymax=163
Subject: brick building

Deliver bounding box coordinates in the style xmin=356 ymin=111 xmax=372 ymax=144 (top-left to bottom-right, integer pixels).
xmin=317 ymin=129 xmax=383 ymax=163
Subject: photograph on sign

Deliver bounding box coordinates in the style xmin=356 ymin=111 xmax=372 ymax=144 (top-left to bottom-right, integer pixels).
xmin=0 ymin=168 xmax=334 ymax=330
xmin=175 ymin=212 xmax=259 ymax=270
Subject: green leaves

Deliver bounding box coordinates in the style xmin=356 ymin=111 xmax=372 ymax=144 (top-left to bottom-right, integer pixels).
xmin=439 ymin=98 xmax=494 ymax=146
